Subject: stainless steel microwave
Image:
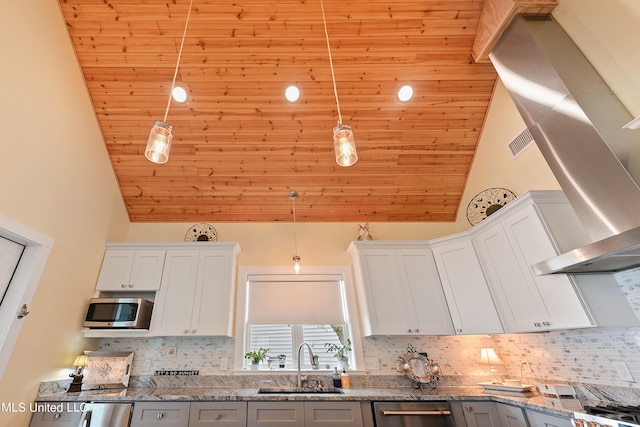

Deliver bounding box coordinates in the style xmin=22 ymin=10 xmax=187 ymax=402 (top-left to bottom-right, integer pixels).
xmin=84 ymin=298 xmax=153 ymax=329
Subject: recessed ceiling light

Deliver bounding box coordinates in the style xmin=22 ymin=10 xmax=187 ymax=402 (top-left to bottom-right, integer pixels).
xmin=397 ymin=85 xmax=414 ymax=102
xmin=285 ymin=85 xmax=300 ymax=102
xmin=172 ymin=85 xmax=188 ymax=103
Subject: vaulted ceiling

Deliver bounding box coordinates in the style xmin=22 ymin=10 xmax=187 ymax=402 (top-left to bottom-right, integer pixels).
xmin=57 ymin=0 xmax=552 ymax=222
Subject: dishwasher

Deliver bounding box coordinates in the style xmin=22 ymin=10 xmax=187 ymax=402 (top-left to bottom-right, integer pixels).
xmin=373 ymin=402 xmax=455 ymax=427
xmin=77 ymin=403 xmax=132 ymax=427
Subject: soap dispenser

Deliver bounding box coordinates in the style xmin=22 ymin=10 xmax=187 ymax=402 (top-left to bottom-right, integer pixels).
xmin=332 ymin=367 xmax=342 ymax=388
xmin=340 ymin=369 xmax=350 ymax=388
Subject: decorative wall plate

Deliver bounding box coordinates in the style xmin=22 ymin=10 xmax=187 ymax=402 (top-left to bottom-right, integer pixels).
xmin=466 ymin=188 xmax=517 ymax=226
xmin=185 ymin=223 xmax=218 ymax=242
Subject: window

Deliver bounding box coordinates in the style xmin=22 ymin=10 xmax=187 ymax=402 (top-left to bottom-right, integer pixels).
xmin=234 ymin=266 xmax=363 ymax=371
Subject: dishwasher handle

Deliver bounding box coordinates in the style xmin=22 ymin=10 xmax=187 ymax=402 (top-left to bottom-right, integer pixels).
xmin=381 ymin=410 xmax=452 ymax=416
xmin=79 ymin=409 xmax=92 ymax=427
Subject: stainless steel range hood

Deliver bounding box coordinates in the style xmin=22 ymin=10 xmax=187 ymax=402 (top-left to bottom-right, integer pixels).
xmin=490 ymin=16 xmax=640 ymax=275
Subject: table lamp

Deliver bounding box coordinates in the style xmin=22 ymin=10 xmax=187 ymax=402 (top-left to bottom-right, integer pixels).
xmin=67 ymin=352 xmax=89 ymax=393
xmin=479 ymin=348 xmax=504 ymax=384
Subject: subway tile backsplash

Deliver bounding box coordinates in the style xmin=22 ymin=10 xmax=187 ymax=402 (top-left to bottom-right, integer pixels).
xmin=99 ymin=269 xmax=640 ymax=391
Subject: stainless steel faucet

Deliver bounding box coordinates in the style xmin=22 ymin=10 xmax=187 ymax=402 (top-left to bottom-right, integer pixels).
xmin=297 ymin=342 xmax=318 ymax=387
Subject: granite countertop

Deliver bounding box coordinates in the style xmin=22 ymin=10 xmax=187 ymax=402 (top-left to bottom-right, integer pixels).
xmin=34 ymin=384 xmax=576 ymax=418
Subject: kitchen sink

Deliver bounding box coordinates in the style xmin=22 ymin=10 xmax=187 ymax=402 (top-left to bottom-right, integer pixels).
xmin=257 ymin=386 xmax=343 ymax=394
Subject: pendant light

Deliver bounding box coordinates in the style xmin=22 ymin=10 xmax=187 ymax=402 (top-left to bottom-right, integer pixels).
xmin=289 ymin=191 xmax=301 ymax=274
xmin=320 ymin=0 xmax=358 ymax=167
xmin=145 ymin=0 xmax=194 ymax=164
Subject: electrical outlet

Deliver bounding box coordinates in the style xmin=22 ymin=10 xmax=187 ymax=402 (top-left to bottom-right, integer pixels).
xmin=166 ymin=346 xmax=177 ymax=358
xmin=613 ymin=361 xmax=635 ymax=382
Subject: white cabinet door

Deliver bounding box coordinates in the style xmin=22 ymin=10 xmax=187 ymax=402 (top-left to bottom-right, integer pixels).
xmin=431 ymin=237 xmax=503 ymax=335
xmin=500 ymin=204 xmax=592 ymax=330
xmin=151 ymin=246 xmax=238 ymax=337
xmin=151 ymin=250 xmax=200 ymax=336
xmin=350 ymin=242 xmax=453 ymax=336
xmin=96 ymin=249 xmax=165 ymax=291
xmin=190 ymin=250 xmax=236 ymax=336
xmin=473 ymin=202 xmax=592 ymax=333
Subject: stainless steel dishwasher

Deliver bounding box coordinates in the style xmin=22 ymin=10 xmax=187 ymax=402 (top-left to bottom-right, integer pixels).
xmin=373 ymin=402 xmax=455 ymax=427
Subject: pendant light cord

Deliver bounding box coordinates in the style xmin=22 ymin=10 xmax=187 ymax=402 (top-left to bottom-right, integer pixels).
xmin=292 ymin=197 xmax=298 ymax=257
xmin=320 ymin=0 xmax=343 ymax=124
xmin=163 ymin=0 xmax=194 ymax=122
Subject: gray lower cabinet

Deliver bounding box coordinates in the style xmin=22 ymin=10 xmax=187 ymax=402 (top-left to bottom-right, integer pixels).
xmin=461 ymin=402 xmax=502 ymax=427
xmin=190 ymin=402 xmax=248 ymax=426
xmin=524 ymin=409 xmax=572 ymax=427
xmin=247 ymin=401 xmax=364 ymax=427
xmin=130 ymin=402 xmax=190 ymax=426
xmin=29 ymin=403 xmax=82 ymax=426
xmin=496 ymin=404 xmax=527 ymax=427
xmin=247 ymin=402 xmax=305 ymax=427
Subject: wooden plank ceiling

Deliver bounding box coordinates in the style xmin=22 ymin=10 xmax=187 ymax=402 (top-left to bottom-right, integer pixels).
xmin=58 ymin=0 xmax=499 ymax=222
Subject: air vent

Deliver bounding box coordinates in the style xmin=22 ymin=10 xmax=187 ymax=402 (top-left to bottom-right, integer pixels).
xmin=507 ymin=128 xmax=534 ymax=158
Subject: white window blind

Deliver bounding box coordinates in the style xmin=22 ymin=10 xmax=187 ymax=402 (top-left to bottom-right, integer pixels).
xmin=247 ymin=279 xmax=345 ymax=324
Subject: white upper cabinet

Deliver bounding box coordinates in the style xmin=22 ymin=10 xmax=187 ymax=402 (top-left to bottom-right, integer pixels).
xmin=431 ymin=235 xmax=504 ymax=335
xmin=96 ymin=246 xmax=166 ymax=291
xmin=349 ymin=241 xmax=454 ymax=336
xmin=472 ymin=191 xmax=638 ymax=333
xmin=151 ymin=243 xmax=240 ymax=337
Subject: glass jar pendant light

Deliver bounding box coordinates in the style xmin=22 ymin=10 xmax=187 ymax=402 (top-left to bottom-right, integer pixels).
xmin=320 ymin=0 xmax=358 ymax=167
xmin=144 ymin=0 xmax=194 ymax=164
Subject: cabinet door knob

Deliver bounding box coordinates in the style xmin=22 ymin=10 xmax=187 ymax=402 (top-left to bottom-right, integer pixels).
xmin=121 ymin=284 xmax=127 ymax=288
xmin=543 ymin=321 xmax=551 ymax=326
xmin=415 ymin=329 xmax=419 ymax=333
xmin=534 ymin=322 xmax=542 ymax=327
xmin=215 ymin=413 xmax=222 ymax=420
xmin=466 ymin=406 xmax=473 ymax=412
xmin=456 ymin=328 xmax=463 ymax=333
xmin=157 ymin=412 xmax=164 ymax=419
xmin=128 ymin=284 xmax=134 ymax=288
xmin=191 ymin=329 xmax=196 ymax=334
xmin=53 ymin=413 xmax=60 ymax=419
xmin=183 ymin=330 xmax=189 ymax=334
xmin=407 ymin=329 xmax=412 ymax=333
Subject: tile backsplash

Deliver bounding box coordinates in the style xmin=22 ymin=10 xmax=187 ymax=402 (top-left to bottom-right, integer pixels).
xmin=99 ymin=269 xmax=640 ymax=390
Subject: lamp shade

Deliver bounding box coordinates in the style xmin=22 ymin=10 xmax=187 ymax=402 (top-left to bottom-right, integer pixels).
xmin=72 ymin=354 xmax=89 ymax=368
xmin=145 ymin=121 xmax=173 ymax=164
xmin=479 ymin=348 xmax=503 ymax=365
xmin=333 ymin=123 xmax=358 ymax=167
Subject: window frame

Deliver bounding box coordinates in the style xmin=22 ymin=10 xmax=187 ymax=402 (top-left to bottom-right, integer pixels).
xmin=234 ymin=265 xmax=364 ymax=372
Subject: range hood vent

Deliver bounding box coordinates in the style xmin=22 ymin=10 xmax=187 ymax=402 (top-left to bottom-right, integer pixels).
xmin=490 ymin=16 xmax=640 ymax=274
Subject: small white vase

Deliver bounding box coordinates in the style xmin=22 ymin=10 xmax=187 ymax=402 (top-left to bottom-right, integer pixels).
xmin=249 ymin=362 xmax=259 ymax=370
xmin=337 ymin=357 xmax=349 ymax=370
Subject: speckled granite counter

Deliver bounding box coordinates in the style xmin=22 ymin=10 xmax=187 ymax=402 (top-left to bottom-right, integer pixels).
xmin=34 ymin=377 xmax=578 ymax=419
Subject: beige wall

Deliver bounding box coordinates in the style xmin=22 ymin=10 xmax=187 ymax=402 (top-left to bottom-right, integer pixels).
xmin=0 ymin=1 xmax=129 ymax=425
xmin=1 ymin=0 xmax=639 ymax=425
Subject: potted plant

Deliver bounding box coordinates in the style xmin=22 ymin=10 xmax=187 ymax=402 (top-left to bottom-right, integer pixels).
xmin=325 ymin=339 xmax=351 ymax=370
xmin=277 ymin=354 xmax=287 ymax=369
xmin=244 ymin=347 xmax=270 ymax=370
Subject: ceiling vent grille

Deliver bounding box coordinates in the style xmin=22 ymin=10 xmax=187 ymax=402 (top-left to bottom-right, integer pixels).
xmin=507 ymin=128 xmax=534 ymax=158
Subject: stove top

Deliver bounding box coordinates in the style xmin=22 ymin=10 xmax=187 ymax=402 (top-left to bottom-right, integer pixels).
xmin=574 ymin=404 xmax=640 ymax=427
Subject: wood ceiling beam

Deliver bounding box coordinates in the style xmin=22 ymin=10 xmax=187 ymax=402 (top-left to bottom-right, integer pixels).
xmin=472 ymin=0 xmax=558 ymax=63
